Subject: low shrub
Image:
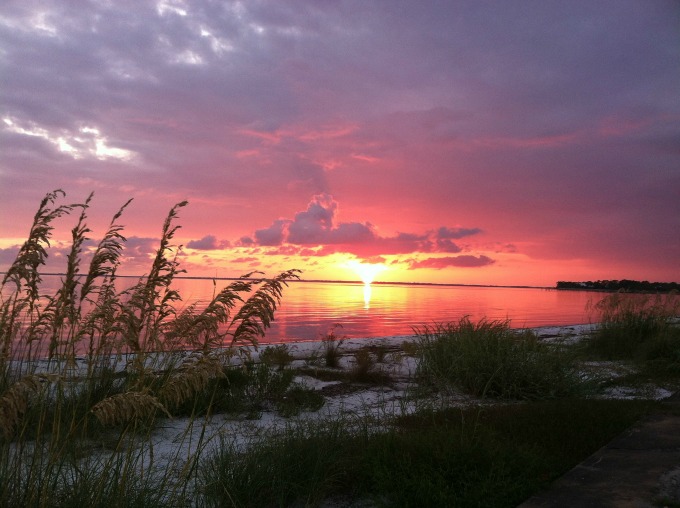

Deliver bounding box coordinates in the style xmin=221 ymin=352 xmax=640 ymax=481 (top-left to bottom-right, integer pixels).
xmin=638 ymin=326 xmax=680 ymax=377
xmin=415 ymin=317 xmax=581 ymax=400
xmin=275 ymin=385 xmax=325 ymax=417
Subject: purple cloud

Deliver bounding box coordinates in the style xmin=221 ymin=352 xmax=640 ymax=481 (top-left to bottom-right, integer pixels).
xmin=436 ymin=227 xmax=481 ymax=239
xmin=408 ymin=255 xmax=495 ymax=270
xmin=245 ymin=193 xmax=485 ymax=262
xmin=186 ymin=235 xmax=229 ymax=250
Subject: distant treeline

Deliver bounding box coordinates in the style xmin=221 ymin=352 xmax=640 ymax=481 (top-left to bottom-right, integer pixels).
xmin=556 ymin=280 xmax=680 ymax=293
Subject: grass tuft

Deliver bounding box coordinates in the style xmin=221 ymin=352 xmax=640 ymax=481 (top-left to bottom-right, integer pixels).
xmin=415 ymin=317 xmax=582 ymax=400
xmin=321 ymin=324 xmax=346 ymax=368
xmin=587 ymin=292 xmax=680 ymax=365
xmin=259 ymin=344 xmax=294 ymax=371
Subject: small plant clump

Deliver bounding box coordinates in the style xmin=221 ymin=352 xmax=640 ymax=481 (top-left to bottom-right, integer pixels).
xmin=259 ymin=343 xmax=294 ymax=371
xmin=321 ymin=324 xmax=346 ymax=368
xmin=415 ymin=317 xmax=582 ymax=400
xmin=349 ymin=348 xmax=392 ymax=385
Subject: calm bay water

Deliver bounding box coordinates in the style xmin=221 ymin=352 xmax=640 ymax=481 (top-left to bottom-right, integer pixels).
xmin=8 ymin=276 xmax=601 ymax=347
xmin=168 ymin=279 xmax=597 ymax=343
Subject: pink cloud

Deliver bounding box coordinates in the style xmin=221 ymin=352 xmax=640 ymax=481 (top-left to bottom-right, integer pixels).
xmin=244 ymin=193 xmax=487 ymax=264
xmin=408 ymin=255 xmax=495 ymax=270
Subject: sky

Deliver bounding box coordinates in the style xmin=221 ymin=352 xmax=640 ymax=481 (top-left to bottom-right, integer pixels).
xmin=1 ymin=0 xmax=679 ymax=287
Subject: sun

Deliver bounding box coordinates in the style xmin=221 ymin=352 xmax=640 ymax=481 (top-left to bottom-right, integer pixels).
xmin=348 ymin=261 xmax=386 ymax=285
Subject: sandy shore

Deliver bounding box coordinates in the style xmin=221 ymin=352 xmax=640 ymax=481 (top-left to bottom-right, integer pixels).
xmin=141 ymin=323 xmax=673 ymax=467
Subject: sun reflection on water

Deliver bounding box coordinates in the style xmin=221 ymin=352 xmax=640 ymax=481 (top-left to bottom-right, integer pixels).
xmin=346 ymin=261 xmax=386 ymax=309
xmin=363 ymin=283 xmax=371 ymax=309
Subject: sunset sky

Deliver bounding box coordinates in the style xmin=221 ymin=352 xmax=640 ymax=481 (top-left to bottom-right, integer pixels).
xmin=1 ymin=1 xmax=678 ymax=287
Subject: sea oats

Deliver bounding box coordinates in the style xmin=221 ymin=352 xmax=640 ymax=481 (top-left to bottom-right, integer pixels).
xmin=0 ymin=375 xmax=43 ymax=439
xmin=91 ymin=390 xmax=171 ymax=426
xmin=158 ymin=353 xmax=225 ymax=409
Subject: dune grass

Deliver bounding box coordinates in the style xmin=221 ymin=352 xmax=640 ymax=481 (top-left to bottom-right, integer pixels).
xmin=0 ymin=190 xmax=301 ymax=506
xmin=586 ymin=292 xmax=680 ymax=377
xmin=414 ymin=317 xmax=582 ymax=400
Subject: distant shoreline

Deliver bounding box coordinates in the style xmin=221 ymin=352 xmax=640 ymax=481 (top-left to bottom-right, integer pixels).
xmin=5 ymin=272 xmax=678 ymax=293
xmin=3 ymin=272 xmax=554 ymax=291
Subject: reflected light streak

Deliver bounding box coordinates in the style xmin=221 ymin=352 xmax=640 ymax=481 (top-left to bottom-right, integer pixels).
xmin=363 ymin=283 xmax=371 ymax=309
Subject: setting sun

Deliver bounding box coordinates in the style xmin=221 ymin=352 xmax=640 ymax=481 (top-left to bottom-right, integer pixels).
xmin=348 ymin=261 xmax=386 ymax=285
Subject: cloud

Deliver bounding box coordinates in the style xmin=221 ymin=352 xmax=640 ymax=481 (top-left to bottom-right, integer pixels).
xmin=408 ymin=255 xmax=495 ymax=270
xmin=0 ymin=246 xmax=20 ymax=267
xmin=122 ymin=237 xmax=160 ymax=260
xmin=186 ymin=235 xmax=229 ymax=250
xmin=254 ymin=219 xmax=290 ymax=246
xmin=245 ymin=193 xmax=486 ymax=263
xmin=252 ymin=194 xmax=378 ymax=247
xmin=287 ymin=194 xmax=340 ymax=244
xmin=436 ymin=226 xmax=481 ymax=239
xmin=231 ymin=256 xmax=259 ymax=264
xmin=434 ymin=239 xmax=462 ymax=254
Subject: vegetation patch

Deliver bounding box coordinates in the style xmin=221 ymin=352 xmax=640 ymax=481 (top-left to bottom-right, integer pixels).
xmin=200 ymin=399 xmax=658 ymax=507
xmin=258 ymin=343 xmax=294 ymax=371
xmin=415 ymin=317 xmax=582 ymax=400
xmin=585 ymin=293 xmax=680 ymax=381
xmin=0 ymin=191 xmax=302 ymax=506
xmin=320 ymin=324 xmax=346 ymax=368
xmin=586 ymin=293 xmax=680 ymax=358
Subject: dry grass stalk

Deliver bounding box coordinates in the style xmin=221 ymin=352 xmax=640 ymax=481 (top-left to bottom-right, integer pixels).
xmin=0 ymin=375 xmax=43 ymax=439
xmin=158 ymin=353 xmax=225 ymax=408
xmin=230 ymin=269 xmax=301 ymax=349
xmin=91 ymin=390 xmax=171 ymax=426
xmin=1 ymin=190 xmax=80 ymax=363
xmin=79 ymin=198 xmax=132 ymax=303
xmin=1 ymin=190 xmax=76 ymax=301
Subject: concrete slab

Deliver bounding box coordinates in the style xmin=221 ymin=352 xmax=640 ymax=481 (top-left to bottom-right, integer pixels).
xmin=519 ymin=400 xmax=680 ymax=508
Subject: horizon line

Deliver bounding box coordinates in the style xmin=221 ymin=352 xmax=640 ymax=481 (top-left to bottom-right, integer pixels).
xmin=1 ymin=271 xmax=554 ymax=290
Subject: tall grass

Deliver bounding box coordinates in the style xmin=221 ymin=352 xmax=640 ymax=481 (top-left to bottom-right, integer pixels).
xmin=587 ymin=292 xmax=680 ymax=361
xmin=0 ymin=190 xmax=299 ymax=506
xmin=415 ymin=317 xmax=582 ymax=400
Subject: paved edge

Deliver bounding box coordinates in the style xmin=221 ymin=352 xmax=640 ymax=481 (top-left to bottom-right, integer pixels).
xmin=518 ymin=394 xmax=680 ymax=508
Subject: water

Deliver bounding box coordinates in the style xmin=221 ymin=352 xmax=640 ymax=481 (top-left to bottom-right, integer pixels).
xmin=167 ymin=279 xmax=597 ymax=343
xmin=4 ymin=276 xmax=600 ymax=347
